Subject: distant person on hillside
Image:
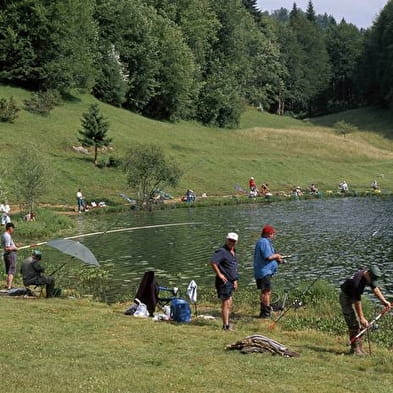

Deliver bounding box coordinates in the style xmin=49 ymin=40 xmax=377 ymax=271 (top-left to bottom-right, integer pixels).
xmin=0 ymin=201 xmax=11 ymax=226
xmin=309 ymin=184 xmax=319 ymax=195
xmin=371 ymin=180 xmax=379 ymax=190
xmin=249 ymin=177 xmax=256 ymax=191
xmin=292 ymin=186 xmax=303 ymax=197
xmin=339 ymin=181 xmax=349 ymax=193
xmin=260 ymin=183 xmax=271 ymax=196
xmin=24 ymin=212 xmax=36 ymax=222
xmin=76 ymin=188 xmax=84 ymax=213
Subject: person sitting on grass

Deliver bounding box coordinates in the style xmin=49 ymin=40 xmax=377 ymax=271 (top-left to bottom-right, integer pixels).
xmin=21 ymin=250 xmax=55 ymax=298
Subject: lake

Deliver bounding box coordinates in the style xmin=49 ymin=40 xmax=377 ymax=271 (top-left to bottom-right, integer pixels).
xmin=65 ymin=197 xmax=393 ymax=302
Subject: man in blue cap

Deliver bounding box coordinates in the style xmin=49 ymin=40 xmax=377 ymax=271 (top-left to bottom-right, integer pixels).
xmin=340 ymin=265 xmax=391 ymax=355
xmin=21 ymin=250 xmax=55 ymax=298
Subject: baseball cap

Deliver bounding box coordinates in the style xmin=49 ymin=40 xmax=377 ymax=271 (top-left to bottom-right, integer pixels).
xmin=226 ymin=232 xmax=239 ymax=242
xmin=32 ymin=249 xmax=42 ymax=259
xmin=262 ymin=225 xmax=276 ymax=235
xmin=369 ymin=265 xmax=382 ymax=286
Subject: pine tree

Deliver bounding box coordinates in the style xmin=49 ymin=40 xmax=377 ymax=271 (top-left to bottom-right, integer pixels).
xmin=290 ymin=3 xmax=298 ymax=19
xmin=242 ymin=0 xmax=260 ymax=20
xmin=78 ymin=104 xmax=112 ymax=166
xmin=306 ymin=1 xmax=316 ymax=23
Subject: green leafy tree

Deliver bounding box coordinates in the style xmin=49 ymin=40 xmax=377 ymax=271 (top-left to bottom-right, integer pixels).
xmin=11 ymin=144 xmax=51 ymax=214
xmin=123 ymin=144 xmax=182 ymax=208
xmin=326 ymin=20 xmax=364 ymax=109
xmin=95 ymin=0 xmax=197 ymax=121
xmin=334 ymin=120 xmax=357 ymax=138
xmin=0 ymin=0 xmax=97 ymax=91
xmin=0 ymin=96 xmax=19 ymax=122
xmin=78 ymin=104 xmax=112 ymax=166
xmin=360 ymin=1 xmax=393 ymax=107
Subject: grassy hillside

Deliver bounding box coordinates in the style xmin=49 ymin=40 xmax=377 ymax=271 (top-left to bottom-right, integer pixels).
xmin=1 ymin=287 xmax=393 ymax=393
xmin=1 ymin=84 xmax=393 ymax=205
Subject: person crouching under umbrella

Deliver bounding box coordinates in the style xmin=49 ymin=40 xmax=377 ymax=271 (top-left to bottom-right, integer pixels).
xmin=21 ymin=250 xmax=55 ymax=298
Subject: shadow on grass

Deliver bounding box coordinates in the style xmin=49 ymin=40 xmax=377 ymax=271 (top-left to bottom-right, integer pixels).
xmin=303 ymin=344 xmax=347 ymax=356
xmin=61 ymin=91 xmax=82 ymax=103
xmin=309 ymin=106 xmax=393 ymax=140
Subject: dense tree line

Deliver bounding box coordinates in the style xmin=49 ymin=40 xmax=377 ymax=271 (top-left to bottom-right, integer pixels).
xmin=1 ymin=0 xmax=392 ymax=127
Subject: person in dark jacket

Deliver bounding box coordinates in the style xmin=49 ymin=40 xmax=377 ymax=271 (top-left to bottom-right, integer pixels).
xmin=340 ymin=266 xmax=391 ymax=355
xmin=210 ymin=232 xmax=239 ymax=330
xmin=21 ymin=250 xmax=55 ymax=298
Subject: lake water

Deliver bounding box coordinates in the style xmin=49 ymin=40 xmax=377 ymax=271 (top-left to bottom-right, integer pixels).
xmin=63 ymin=197 xmax=393 ymax=302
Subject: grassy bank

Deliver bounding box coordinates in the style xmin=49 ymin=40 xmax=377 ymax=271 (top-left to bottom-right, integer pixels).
xmin=1 ymin=85 xmax=393 ymax=206
xmin=1 ymin=283 xmax=393 ymax=393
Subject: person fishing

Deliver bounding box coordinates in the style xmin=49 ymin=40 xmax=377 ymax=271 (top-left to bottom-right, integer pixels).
xmin=21 ymin=250 xmax=55 ymax=298
xmin=339 ymin=266 xmax=391 ymax=355
xmin=253 ymin=225 xmax=283 ymax=318
xmin=210 ymin=232 xmax=239 ymax=331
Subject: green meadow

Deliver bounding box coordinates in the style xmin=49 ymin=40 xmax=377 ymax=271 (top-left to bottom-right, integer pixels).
xmin=1 ymin=84 xmax=393 ymax=206
xmin=1 ymin=284 xmax=393 ymax=393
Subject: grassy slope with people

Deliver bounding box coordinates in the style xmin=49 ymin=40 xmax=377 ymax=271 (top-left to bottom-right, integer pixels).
xmin=1 ymin=84 xmax=393 ymax=207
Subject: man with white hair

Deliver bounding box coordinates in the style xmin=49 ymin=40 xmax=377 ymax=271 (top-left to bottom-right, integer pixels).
xmin=210 ymin=232 xmax=239 ymax=330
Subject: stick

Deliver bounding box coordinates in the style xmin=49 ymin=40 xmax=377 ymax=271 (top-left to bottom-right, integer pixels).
xmin=351 ymin=302 xmax=393 ymax=343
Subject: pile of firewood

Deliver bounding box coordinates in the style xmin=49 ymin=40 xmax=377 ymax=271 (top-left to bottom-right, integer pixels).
xmin=226 ymin=334 xmax=300 ymax=357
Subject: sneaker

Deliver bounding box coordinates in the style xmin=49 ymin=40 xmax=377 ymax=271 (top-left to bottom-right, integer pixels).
xmin=222 ymin=324 xmax=234 ymax=331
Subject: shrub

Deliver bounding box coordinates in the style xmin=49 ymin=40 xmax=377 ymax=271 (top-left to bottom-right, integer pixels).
xmin=334 ymin=120 xmax=358 ymax=138
xmin=23 ymin=90 xmax=62 ymax=116
xmin=0 ymin=96 xmax=20 ymax=123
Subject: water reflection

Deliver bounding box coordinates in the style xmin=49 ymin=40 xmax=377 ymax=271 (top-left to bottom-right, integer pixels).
xmin=75 ymin=197 xmax=393 ymax=302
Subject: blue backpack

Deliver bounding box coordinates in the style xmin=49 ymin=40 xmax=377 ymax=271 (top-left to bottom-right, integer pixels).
xmin=170 ymin=298 xmax=191 ymax=323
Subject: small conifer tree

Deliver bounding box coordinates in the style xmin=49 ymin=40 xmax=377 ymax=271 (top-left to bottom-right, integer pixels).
xmin=78 ymin=104 xmax=112 ymax=166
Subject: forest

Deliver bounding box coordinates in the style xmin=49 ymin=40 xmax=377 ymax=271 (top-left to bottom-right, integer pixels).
xmin=1 ymin=0 xmax=392 ymax=127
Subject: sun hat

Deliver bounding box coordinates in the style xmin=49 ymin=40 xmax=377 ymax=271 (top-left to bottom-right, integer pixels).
xmin=226 ymin=232 xmax=239 ymax=242
xmin=262 ymin=225 xmax=276 ymax=235
xmin=369 ymin=265 xmax=382 ymax=286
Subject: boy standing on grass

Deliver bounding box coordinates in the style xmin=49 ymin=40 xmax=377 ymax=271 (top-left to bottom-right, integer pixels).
xmin=1 ymin=222 xmax=18 ymax=290
xmin=210 ymin=232 xmax=239 ymax=331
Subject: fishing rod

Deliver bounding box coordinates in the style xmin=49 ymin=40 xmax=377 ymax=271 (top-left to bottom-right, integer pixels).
xmin=18 ymin=222 xmax=201 ymax=250
xmin=269 ymin=271 xmax=323 ymax=329
xmin=350 ymin=302 xmax=393 ymax=344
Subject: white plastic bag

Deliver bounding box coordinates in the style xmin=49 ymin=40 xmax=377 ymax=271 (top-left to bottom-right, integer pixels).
xmin=133 ymin=298 xmax=149 ymax=318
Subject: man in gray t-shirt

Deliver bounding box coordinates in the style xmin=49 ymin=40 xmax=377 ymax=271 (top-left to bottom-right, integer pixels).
xmin=1 ymin=222 xmax=18 ymax=290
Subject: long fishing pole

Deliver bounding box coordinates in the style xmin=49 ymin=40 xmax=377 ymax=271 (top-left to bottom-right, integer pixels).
xmin=269 ymin=271 xmax=323 ymax=329
xmin=350 ymin=302 xmax=393 ymax=344
xmin=18 ymin=222 xmax=201 ymax=250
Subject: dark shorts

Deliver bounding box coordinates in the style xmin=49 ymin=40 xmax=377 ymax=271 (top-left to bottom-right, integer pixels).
xmin=4 ymin=252 xmax=17 ymax=275
xmin=256 ymin=275 xmax=272 ymax=291
xmin=215 ymin=278 xmax=234 ymax=300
